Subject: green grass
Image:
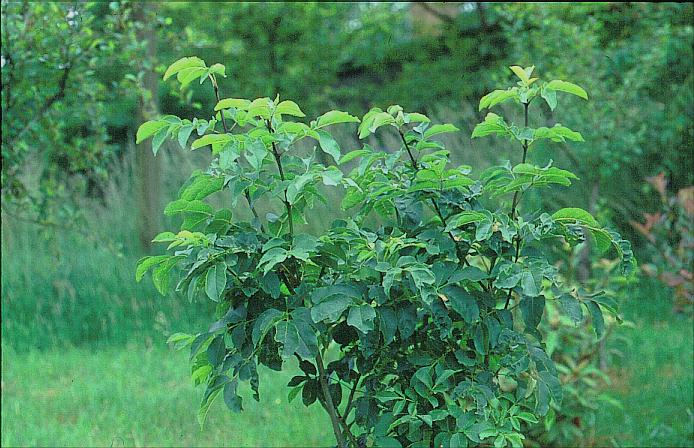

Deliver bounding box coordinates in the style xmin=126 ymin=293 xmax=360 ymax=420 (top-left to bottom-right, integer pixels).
xmin=2 ymin=281 xmax=691 ymax=447
xmin=593 ymin=280 xmax=694 ymax=447
xmin=0 ymin=218 xmax=216 ymax=350
xmin=1 ymin=343 xmax=332 ymax=447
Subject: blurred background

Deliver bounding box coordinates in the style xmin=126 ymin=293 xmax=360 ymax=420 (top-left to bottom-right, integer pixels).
xmin=1 ymin=2 xmax=692 ymax=446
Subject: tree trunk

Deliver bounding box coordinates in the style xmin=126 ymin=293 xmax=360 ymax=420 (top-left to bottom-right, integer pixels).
xmin=133 ymin=3 xmax=161 ymax=250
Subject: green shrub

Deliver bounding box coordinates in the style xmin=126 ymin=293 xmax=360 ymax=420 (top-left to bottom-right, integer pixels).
xmin=631 ymin=174 xmax=693 ymax=314
xmin=137 ymin=58 xmax=633 ymax=447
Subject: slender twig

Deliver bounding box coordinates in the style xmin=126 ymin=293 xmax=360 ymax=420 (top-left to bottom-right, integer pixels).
xmin=398 ymin=130 xmax=471 ymax=266
xmin=209 ymin=73 xmax=266 ymax=232
xmin=505 ymin=102 xmax=530 ymax=309
xmin=343 ymin=372 xmax=361 ymax=420
xmin=266 ymin=119 xmax=294 ymax=236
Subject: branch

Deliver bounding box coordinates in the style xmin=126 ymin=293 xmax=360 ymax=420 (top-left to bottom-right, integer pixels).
xmin=418 ymin=3 xmax=457 ymax=25
xmin=344 ymin=372 xmax=361 ymax=420
xmin=266 ymin=119 xmax=294 ymax=236
xmin=8 ymin=63 xmax=72 ymax=146
xmin=209 ymin=73 xmax=266 ymax=233
xmin=398 ymin=129 xmax=471 ymax=267
xmin=316 ymin=350 xmax=347 ymax=447
xmin=505 ymin=102 xmax=530 ymax=309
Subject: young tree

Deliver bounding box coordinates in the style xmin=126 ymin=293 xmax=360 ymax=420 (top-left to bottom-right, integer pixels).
xmin=137 ymin=58 xmax=632 ymax=447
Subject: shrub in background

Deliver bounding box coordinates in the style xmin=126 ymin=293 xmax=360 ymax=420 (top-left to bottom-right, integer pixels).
xmin=631 ymin=173 xmax=693 ymax=314
xmin=137 ymin=58 xmax=633 ymax=447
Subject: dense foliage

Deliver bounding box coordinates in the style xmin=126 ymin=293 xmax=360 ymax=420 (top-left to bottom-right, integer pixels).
xmin=137 ymin=57 xmax=633 ymax=447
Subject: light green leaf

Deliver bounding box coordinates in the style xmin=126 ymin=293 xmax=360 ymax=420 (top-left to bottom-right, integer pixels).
xmin=317 ymin=129 xmax=341 ymax=163
xmin=286 ymin=173 xmax=314 ymax=205
xmin=275 ymin=100 xmax=305 ymax=117
xmin=191 ymin=134 xmax=233 ymax=151
xmin=208 ymin=63 xmax=226 ymax=77
xmin=136 ymin=120 xmax=168 ymax=144
xmin=545 ymin=80 xmax=588 ymax=100
xmin=315 ymin=110 xmax=360 ymax=128
xmin=177 ymin=66 xmax=208 ymax=88
xmin=552 ymin=208 xmax=599 ymax=227
xmin=320 ymin=167 xmax=343 ymax=186
xmin=181 ymin=175 xmax=224 ymax=201
xmin=135 ymin=255 xmax=169 ymax=282
xmin=510 ymin=65 xmax=530 ymax=84
xmin=533 ymin=125 xmax=584 ymax=143
xmin=446 ymin=211 xmax=487 ymax=230
xmin=214 ymin=98 xmax=251 ymax=111
xmin=152 ymin=256 xmax=182 ymax=295
xmin=541 ymin=86 xmax=557 ymax=110
xmin=341 ymin=188 xmax=365 ymax=210
xmin=424 ymin=123 xmax=459 ymax=139
xmin=479 ymin=89 xmax=518 ymax=111
xmin=405 ymin=112 xmax=430 ymax=124
xmin=244 ymin=138 xmax=268 ymax=170
xmin=471 ymin=113 xmax=509 ymax=139
xmin=163 ymin=56 xmax=205 ymax=81
xmin=197 ymin=387 xmax=221 ymax=429
xmin=338 ymin=149 xmax=371 ymax=165
xmin=177 ymin=123 xmax=194 ymax=148
xmin=368 ymin=112 xmax=396 ymax=133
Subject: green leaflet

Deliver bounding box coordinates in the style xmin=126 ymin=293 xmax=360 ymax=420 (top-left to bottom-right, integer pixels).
xmin=316 ymin=129 xmax=341 ymax=163
xmin=163 ymin=56 xmax=205 ymax=81
xmin=471 ymin=113 xmax=510 ymax=139
xmin=479 ymin=88 xmax=519 ymax=111
xmin=204 ymin=262 xmax=227 ymax=302
xmin=520 ymin=295 xmax=545 ymax=330
xmin=315 ymin=110 xmax=360 ymax=129
xmin=274 ymin=319 xmax=318 ymax=359
xmin=181 ymin=175 xmax=224 ymax=201
xmin=310 ymin=295 xmax=353 ymax=323
xmin=441 ymin=285 xmax=479 ymax=323
xmin=275 ymin=100 xmax=305 ymax=117
xmin=347 ymin=304 xmax=377 ymax=333
xmin=545 ymin=79 xmax=588 ymax=100
xmin=252 ymin=309 xmax=284 ymax=346
xmin=423 ymin=123 xmax=459 ymax=139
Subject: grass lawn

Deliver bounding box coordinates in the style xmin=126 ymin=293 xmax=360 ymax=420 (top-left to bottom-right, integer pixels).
xmin=593 ymin=282 xmax=694 ymax=447
xmin=1 ymin=344 xmax=332 ymax=447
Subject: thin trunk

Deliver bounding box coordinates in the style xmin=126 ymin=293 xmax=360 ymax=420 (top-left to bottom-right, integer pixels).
xmin=134 ymin=3 xmax=161 ymax=250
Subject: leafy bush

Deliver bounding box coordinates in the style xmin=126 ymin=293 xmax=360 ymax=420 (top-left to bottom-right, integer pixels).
xmin=525 ymin=253 xmax=629 ymax=447
xmin=631 ymin=173 xmax=693 ymax=313
xmin=137 ymin=58 xmax=633 ymax=447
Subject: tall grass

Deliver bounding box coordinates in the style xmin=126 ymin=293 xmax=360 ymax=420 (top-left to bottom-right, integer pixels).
xmin=0 ymin=147 xmax=216 ymax=350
